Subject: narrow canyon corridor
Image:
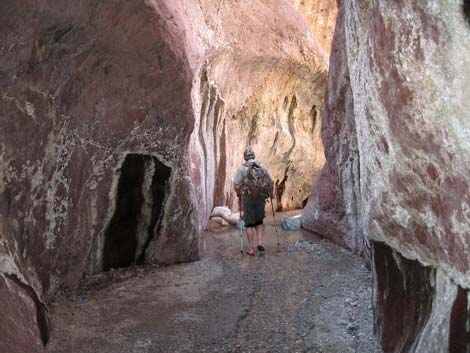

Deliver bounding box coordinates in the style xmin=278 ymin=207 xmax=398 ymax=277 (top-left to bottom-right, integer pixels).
xmin=1 ymin=1 xmax=470 ymax=352
xmin=46 ymin=214 xmax=381 ymax=353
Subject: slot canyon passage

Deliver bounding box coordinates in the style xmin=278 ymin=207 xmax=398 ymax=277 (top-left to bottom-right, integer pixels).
xmin=1 ymin=0 xmax=470 ymax=352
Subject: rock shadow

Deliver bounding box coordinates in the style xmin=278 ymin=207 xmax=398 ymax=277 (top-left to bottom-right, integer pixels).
xmin=102 ymin=154 xmax=171 ymax=271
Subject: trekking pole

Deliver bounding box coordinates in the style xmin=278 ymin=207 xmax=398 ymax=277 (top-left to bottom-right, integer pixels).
xmin=239 ymin=195 xmax=243 ymax=255
xmin=269 ymin=197 xmax=280 ymax=246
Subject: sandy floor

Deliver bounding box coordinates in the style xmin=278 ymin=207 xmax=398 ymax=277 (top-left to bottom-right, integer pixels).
xmin=46 ymin=213 xmax=382 ymax=353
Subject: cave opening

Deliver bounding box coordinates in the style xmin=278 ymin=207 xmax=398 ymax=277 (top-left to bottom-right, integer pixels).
xmin=102 ymin=154 xmax=171 ymax=271
xmin=464 ymin=0 xmax=470 ymax=24
xmin=136 ymin=157 xmax=172 ymax=265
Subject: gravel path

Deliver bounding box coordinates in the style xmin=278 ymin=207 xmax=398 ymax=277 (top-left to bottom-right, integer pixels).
xmin=47 ymin=216 xmax=382 ymax=353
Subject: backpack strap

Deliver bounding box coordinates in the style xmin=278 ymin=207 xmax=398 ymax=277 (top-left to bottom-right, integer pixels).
xmin=244 ymin=160 xmax=259 ymax=168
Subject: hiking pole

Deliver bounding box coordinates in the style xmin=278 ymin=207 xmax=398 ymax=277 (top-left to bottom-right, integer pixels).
xmin=239 ymin=195 xmax=243 ymax=255
xmin=269 ymin=197 xmax=280 ymax=246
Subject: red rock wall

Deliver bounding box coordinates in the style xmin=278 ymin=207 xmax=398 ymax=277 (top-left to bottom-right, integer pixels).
xmin=0 ymin=0 xmax=203 ymax=294
xmin=302 ymin=3 xmax=365 ymax=255
xmin=0 ymin=275 xmax=47 ymax=353
xmin=304 ymin=1 xmax=470 ymax=351
xmin=1 ymin=0 xmax=331 ymax=348
xmin=0 ymin=0 xmax=206 ymax=345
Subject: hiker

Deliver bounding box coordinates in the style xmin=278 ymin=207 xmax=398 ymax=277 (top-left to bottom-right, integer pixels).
xmin=233 ymin=148 xmax=273 ymax=256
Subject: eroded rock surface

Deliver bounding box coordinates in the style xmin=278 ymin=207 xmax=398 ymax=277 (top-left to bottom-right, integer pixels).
xmin=0 ymin=0 xmax=331 ymax=348
xmin=190 ymin=0 xmax=329 ymax=214
xmin=303 ymin=1 xmax=470 ymax=351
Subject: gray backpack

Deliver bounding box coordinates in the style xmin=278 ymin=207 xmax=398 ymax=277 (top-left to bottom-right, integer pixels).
xmin=242 ymin=161 xmax=273 ymax=198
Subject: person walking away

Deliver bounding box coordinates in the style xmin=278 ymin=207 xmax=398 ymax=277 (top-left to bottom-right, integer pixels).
xmin=233 ymin=148 xmax=273 ymax=256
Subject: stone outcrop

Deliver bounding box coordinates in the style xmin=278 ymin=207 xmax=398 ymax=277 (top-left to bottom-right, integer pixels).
xmin=0 ymin=0 xmax=329 ymax=348
xmin=303 ymin=1 xmax=470 ymax=351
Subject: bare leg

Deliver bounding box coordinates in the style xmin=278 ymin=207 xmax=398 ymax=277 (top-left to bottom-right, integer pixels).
xmin=246 ymin=227 xmax=255 ymax=254
xmin=256 ymin=224 xmax=264 ymax=247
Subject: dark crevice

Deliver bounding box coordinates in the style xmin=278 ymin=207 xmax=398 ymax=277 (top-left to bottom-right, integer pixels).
xmin=198 ymin=70 xmax=210 ymax=208
xmin=449 ymin=286 xmax=470 ymax=353
xmin=285 ymin=95 xmax=297 ymax=158
xmin=464 ymin=0 xmax=470 ymax=25
xmin=137 ymin=159 xmax=171 ymax=264
xmin=103 ymin=155 xmax=145 ymax=271
xmin=103 ymin=154 xmax=171 ymax=270
xmin=283 ymin=96 xmax=289 ymax=109
xmin=310 ymin=105 xmax=317 ymax=134
xmin=5 ymin=274 xmax=50 ymax=346
xmin=214 ymin=119 xmax=227 ymax=206
xmin=274 ymin=161 xmax=292 ymax=211
xmin=213 ymin=90 xmax=226 ymax=206
xmin=372 ymin=241 xmax=434 ymax=353
xmin=302 ymin=196 xmax=309 ymax=208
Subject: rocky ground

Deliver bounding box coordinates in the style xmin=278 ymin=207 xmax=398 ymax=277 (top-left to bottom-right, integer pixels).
xmin=46 ymin=214 xmax=382 ymax=353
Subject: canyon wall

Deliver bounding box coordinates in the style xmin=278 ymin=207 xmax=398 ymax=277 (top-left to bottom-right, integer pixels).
xmin=0 ymin=0 xmax=329 ymax=350
xmin=288 ymin=0 xmax=338 ymax=56
xmin=190 ymin=0 xmax=329 ymax=214
xmin=303 ymin=1 xmax=470 ymax=351
xmin=1 ymin=2 xmax=203 ymax=350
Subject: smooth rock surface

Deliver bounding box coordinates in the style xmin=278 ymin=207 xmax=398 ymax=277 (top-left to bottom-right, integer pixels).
xmin=289 ymin=0 xmax=338 ymax=56
xmin=303 ymin=1 xmax=470 ymax=351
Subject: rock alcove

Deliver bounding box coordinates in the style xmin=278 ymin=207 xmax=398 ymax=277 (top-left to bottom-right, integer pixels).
xmin=102 ymin=154 xmax=171 ymax=271
xmin=1 ymin=1 xmax=470 ymax=352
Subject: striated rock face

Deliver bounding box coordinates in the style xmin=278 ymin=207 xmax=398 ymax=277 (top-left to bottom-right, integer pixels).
xmin=304 ymin=1 xmax=470 ymax=351
xmin=0 ymin=0 xmax=203 ymax=297
xmin=190 ymin=0 xmax=329 ymax=215
xmin=0 ymin=0 xmax=330 ymax=348
xmin=302 ymin=4 xmax=362 ymax=253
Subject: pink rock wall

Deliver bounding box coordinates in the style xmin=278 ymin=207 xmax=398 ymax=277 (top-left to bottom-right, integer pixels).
xmin=0 ymin=0 xmax=203 ymax=295
xmin=0 ymin=274 xmax=47 ymax=353
xmin=0 ymin=0 xmax=206 ymax=345
xmin=304 ymin=1 xmax=470 ymax=351
xmin=1 ymin=0 xmax=330 ymax=348
xmin=190 ymin=0 xmax=329 ymax=214
xmin=288 ymin=0 xmax=338 ymax=56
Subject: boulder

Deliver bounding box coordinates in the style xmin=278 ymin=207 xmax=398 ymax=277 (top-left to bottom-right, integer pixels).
xmin=304 ymin=1 xmax=470 ymax=350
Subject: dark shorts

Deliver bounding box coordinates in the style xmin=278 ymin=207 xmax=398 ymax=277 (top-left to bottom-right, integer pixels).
xmin=242 ymin=194 xmax=266 ymax=227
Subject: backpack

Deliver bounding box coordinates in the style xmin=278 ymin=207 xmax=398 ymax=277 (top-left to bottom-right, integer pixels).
xmin=242 ymin=161 xmax=273 ymax=198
